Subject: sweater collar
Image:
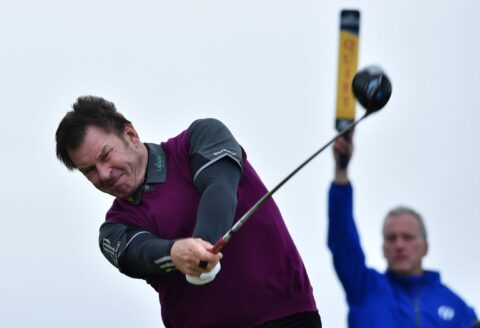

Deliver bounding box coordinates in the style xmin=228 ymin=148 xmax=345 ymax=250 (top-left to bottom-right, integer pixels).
xmin=125 ymin=143 xmax=167 ymax=204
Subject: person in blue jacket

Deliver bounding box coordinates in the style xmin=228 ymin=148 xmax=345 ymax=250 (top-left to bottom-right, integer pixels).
xmin=328 ymin=134 xmax=478 ymax=327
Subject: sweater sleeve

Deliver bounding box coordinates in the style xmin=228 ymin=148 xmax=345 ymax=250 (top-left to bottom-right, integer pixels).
xmin=192 ymin=157 xmax=241 ymax=244
xmin=187 ymin=118 xmax=243 ymax=244
xmin=328 ymin=182 xmax=371 ymax=304
xmin=99 ymin=221 xmax=176 ymax=279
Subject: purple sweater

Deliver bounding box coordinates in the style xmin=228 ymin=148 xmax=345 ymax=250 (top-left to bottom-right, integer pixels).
xmin=106 ymin=129 xmax=316 ymax=327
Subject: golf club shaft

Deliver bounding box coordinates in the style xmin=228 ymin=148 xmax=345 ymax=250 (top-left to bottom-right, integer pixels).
xmin=211 ymin=112 xmax=369 ymax=254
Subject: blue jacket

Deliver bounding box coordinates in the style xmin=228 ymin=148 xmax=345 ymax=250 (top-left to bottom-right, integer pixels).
xmin=328 ymin=183 xmax=477 ymax=327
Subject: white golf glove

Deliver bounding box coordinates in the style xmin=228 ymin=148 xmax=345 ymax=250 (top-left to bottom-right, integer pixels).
xmin=186 ymin=262 xmax=221 ymax=285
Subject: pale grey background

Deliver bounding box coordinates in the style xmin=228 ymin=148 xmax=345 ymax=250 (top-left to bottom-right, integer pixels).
xmin=1 ymin=0 xmax=478 ymax=327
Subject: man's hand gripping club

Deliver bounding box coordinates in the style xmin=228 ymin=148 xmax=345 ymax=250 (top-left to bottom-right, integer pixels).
xmin=171 ymin=238 xmax=222 ymax=285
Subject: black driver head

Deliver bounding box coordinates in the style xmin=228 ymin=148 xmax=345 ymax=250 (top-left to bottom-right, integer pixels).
xmin=352 ymin=66 xmax=392 ymax=114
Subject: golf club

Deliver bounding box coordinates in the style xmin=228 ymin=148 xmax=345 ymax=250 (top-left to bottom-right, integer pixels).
xmin=210 ymin=65 xmax=392 ymax=254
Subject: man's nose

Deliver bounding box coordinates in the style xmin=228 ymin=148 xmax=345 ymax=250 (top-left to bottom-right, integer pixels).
xmin=97 ymin=164 xmax=111 ymax=184
xmin=393 ymin=238 xmax=406 ymax=249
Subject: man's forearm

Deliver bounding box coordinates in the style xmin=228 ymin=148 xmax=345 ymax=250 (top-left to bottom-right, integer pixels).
xmin=99 ymin=222 xmax=176 ymax=279
xmin=334 ymin=166 xmax=349 ymax=185
xmin=120 ymin=234 xmax=176 ymax=278
xmin=192 ymin=158 xmax=241 ymax=244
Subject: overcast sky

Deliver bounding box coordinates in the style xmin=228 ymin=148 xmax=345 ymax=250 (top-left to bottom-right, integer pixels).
xmin=1 ymin=1 xmax=479 ymax=327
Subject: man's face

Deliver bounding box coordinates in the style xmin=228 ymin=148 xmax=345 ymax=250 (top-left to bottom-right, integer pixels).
xmin=382 ymin=213 xmax=428 ymax=276
xmin=68 ymin=125 xmax=146 ymax=199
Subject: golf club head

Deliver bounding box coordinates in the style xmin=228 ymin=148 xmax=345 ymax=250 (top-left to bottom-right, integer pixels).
xmin=352 ymin=66 xmax=392 ymax=114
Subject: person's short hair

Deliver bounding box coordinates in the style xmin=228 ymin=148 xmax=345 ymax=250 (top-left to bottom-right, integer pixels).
xmin=55 ymin=96 xmax=131 ymax=170
xmin=383 ymin=206 xmax=427 ymax=240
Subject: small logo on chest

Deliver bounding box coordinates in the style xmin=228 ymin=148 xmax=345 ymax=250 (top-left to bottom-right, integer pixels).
xmin=438 ymin=305 xmax=455 ymax=321
xmin=155 ymin=155 xmax=165 ymax=172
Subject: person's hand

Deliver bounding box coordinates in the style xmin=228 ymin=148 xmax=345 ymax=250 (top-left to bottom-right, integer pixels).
xmin=333 ymin=132 xmax=353 ymax=184
xmin=170 ymin=238 xmax=222 ymax=276
xmin=333 ymin=132 xmax=354 ymax=167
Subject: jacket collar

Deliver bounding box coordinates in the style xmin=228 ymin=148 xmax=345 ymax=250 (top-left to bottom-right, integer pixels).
xmin=125 ymin=143 xmax=167 ymax=204
xmin=386 ymin=270 xmax=441 ymax=286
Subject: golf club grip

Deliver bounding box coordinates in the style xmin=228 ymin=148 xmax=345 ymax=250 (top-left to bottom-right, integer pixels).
xmin=211 ymin=237 xmax=228 ymax=254
xmin=337 ymin=154 xmax=349 ymax=169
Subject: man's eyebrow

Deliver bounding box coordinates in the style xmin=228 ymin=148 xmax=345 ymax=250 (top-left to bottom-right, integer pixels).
xmin=98 ymin=145 xmax=110 ymax=159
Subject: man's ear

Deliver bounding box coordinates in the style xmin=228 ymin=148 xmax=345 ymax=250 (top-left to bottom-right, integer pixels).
xmin=124 ymin=124 xmax=140 ymax=143
xmin=423 ymin=240 xmax=429 ymax=257
xmin=123 ymin=124 xmax=138 ymax=140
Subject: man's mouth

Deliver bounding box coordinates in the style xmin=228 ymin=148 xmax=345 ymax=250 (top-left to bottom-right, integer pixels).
xmin=113 ymin=173 xmax=128 ymax=190
xmin=394 ymin=255 xmax=408 ymax=262
xmin=104 ymin=172 xmax=124 ymax=191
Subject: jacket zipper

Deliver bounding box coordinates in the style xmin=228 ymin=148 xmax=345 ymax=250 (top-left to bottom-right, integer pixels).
xmin=414 ymin=294 xmax=421 ymax=328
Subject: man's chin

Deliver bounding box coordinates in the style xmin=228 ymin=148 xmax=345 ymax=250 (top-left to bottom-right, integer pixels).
xmin=117 ymin=190 xmax=134 ymax=199
xmin=389 ymin=263 xmax=411 ymax=275
xmin=390 ymin=264 xmax=421 ymax=276
xmin=103 ymin=187 xmax=133 ymax=199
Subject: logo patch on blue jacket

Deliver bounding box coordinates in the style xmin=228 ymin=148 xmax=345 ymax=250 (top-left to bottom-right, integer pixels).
xmin=438 ymin=305 xmax=455 ymax=320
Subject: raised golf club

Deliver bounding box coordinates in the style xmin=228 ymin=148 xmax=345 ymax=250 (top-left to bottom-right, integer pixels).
xmin=210 ymin=65 xmax=392 ymax=254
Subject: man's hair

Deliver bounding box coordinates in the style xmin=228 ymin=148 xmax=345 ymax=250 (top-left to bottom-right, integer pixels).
xmin=383 ymin=206 xmax=428 ymax=240
xmin=55 ymin=96 xmax=131 ymax=170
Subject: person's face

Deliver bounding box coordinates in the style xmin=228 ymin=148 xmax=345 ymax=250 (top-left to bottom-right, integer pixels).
xmin=383 ymin=213 xmax=428 ymax=276
xmin=68 ymin=125 xmax=146 ymax=199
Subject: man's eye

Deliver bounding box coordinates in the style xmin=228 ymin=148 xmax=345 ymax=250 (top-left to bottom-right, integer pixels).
xmin=84 ymin=167 xmax=95 ymax=176
xmin=102 ymin=149 xmax=112 ymax=161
